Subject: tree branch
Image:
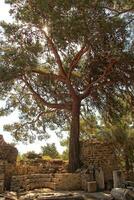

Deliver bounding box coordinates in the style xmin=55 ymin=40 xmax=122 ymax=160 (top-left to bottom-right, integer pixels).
xmin=32 ymin=67 xmax=67 ymax=84
xmin=68 ymin=45 xmax=89 ymax=79
xmin=40 ymin=29 xmax=66 ymax=77
xmin=26 ymin=110 xmax=55 ymax=125
xmin=80 ymin=59 xmax=117 ymax=99
xmin=22 ymin=77 xmax=71 ymax=111
xmin=32 ymin=67 xmax=78 ymax=99
xmin=34 ymin=28 xmax=79 ymax=99
xmin=103 ymin=6 xmax=134 ymax=15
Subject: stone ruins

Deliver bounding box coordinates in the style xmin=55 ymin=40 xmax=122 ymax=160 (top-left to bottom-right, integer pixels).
xmin=0 ymin=135 xmax=18 ymax=193
xmin=0 ymin=134 xmax=133 ymax=200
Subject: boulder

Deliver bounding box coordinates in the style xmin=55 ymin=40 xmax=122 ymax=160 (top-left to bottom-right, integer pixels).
xmin=5 ymin=191 xmax=18 ymax=200
xmin=111 ymin=188 xmax=134 ymax=200
xmin=0 ymin=135 xmax=18 ymax=163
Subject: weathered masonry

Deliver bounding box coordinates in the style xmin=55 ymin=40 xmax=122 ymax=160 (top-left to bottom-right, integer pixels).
xmin=0 ymin=135 xmax=120 ymax=193
xmin=0 ymin=135 xmax=18 ymax=193
xmin=80 ymin=140 xmax=118 ymax=181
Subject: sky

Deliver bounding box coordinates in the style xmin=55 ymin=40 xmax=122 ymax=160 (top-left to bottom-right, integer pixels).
xmin=0 ymin=0 xmax=66 ymax=154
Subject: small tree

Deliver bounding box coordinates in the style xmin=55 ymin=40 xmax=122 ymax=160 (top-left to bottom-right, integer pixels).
xmin=41 ymin=143 xmax=60 ymax=159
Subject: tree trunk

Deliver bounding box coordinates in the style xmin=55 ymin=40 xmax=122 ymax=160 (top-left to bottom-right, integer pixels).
xmin=68 ymin=99 xmax=81 ymax=172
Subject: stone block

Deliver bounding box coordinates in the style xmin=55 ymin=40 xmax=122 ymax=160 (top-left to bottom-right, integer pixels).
xmin=81 ymin=180 xmax=87 ymax=191
xmin=0 ymin=174 xmax=4 ymax=180
xmin=0 ymin=181 xmax=4 ymax=193
xmin=113 ymin=170 xmax=123 ymax=188
xmin=87 ymin=181 xmax=97 ymax=193
xmin=54 ymin=173 xmax=81 ymax=190
xmin=0 ymin=135 xmax=18 ymax=164
xmin=95 ymin=167 xmax=105 ymax=190
xmin=4 ymin=191 xmax=18 ymax=200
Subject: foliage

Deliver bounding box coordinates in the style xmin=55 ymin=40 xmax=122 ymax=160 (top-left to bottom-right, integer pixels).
xmin=22 ymin=151 xmax=42 ymax=160
xmin=60 ymin=138 xmax=69 ymax=160
xmin=60 ymin=104 xmax=134 ymax=169
xmin=102 ymin=124 xmax=134 ymax=171
xmin=101 ymin=99 xmax=134 ymax=170
xmin=0 ymin=0 xmax=134 ymax=170
xmin=41 ymin=143 xmax=60 ymax=159
xmin=42 ymin=155 xmax=52 ymax=160
xmin=16 ymin=153 xmax=25 ymax=162
xmin=61 ymin=150 xmax=68 ymax=161
xmin=0 ymin=0 xmax=133 ymax=140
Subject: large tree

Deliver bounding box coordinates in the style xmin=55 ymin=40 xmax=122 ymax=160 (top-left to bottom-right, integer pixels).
xmin=0 ymin=0 xmax=134 ymax=171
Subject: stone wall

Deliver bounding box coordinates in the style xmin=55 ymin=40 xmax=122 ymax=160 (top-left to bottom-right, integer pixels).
xmin=80 ymin=140 xmax=118 ymax=184
xmin=54 ymin=173 xmax=81 ymax=190
xmin=9 ymin=160 xmax=82 ymax=192
xmin=0 ymin=160 xmax=5 ymax=193
xmin=14 ymin=159 xmax=67 ymax=175
xmin=0 ymin=146 xmax=18 ymax=164
xmin=0 ymin=135 xmax=18 ymax=192
xmin=10 ymin=173 xmax=54 ymax=192
xmin=10 ymin=173 xmax=81 ymax=192
xmin=0 ymin=135 xmax=126 ymax=193
xmin=0 ymin=160 xmax=14 ymax=192
xmin=0 ymin=135 xmax=18 ymax=164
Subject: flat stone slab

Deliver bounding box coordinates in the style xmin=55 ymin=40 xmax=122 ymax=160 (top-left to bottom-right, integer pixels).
xmin=37 ymin=194 xmax=84 ymax=200
xmin=84 ymin=191 xmax=111 ymax=200
xmin=4 ymin=189 xmax=112 ymax=200
xmin=18 ymin=191 xmax=84 ymax=200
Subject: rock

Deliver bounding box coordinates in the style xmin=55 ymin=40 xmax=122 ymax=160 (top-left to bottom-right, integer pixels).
xmin=17 ymin=190 xmax=85 ymax=200
xmin=113 ymin=170 xmax=123 ymax=188
xmin=75 ymin=168 xmax=81 ymax=173
xmin=0 ymin=193 xmax=5 ymax=200
xmin=87 ymin=181 xmax=97 ymax=193
xmin=37 ymin=194 xmax=84 ymax=200
xmin=19 ymin=192 xmax=37 ymax=200
xmin=5 ymin=191 xmax=18 ymax=200
xmin=111 ymin=188 xmax=134 ymax=200
xmin=95 ymin=167 xmax=105 ymax=190
xmin=0 ymin=180 xmax=4 ymax=193
xmin=122 ymin=181 xmax=134 ymax=188
xmin=0 ymin=135 xmax=18 ymax=163
xmin=19 ymin=192 xmax=84 ymax=200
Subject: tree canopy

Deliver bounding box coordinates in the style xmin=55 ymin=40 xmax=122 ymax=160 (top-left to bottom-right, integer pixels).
xmin=0 ymin=0 xmax=134 ymax=171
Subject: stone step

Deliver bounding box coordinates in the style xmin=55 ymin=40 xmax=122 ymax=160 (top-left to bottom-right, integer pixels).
xmin=54 ymin=173 xmax=70 ymax=178
xmin=28 ymin=174 xmax=53 ymax=179
xmin=17 ymin=192 xmax=84 ymax=200
xmin=26 ymin=177 xmax=52 ymax=183
xmin=37 ymin=194 xmax=84 ymax=200
xmin=44 ymin=182 xmax=55 ymax=190
xmin=11 ymin=173 xmax=82 ymax=192
xmin=26 ymin=181 xmax=55 ymax=190
xmin=11 ymin=182 xmax=55 ymax=192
